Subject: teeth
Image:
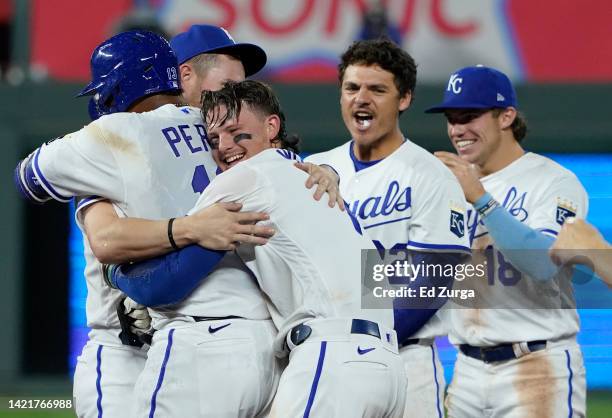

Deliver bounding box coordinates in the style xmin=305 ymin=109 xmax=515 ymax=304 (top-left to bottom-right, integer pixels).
xmin=225 ymin=154 xmax=244 ymax=163
xmin=360 ymin=119 xmax=371 ymax=128
xmin=456 ymin=140 xmax=475 ymax=149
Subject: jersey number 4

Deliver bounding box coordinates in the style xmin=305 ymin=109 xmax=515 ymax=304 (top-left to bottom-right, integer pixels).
xmin=191 ymin=165 xmax=210 ymax=194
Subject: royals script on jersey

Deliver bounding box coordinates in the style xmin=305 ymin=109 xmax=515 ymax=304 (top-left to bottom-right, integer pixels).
xmin=306 ymin=139 xmax=470 ymax=339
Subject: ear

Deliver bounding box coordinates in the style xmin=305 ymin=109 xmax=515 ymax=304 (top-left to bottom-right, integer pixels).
xmin=265 ymin=114 xmax=282 ymax=147
xmin=498 ymin=107 xmax=517 ymax=130
xmin=179 ymin=63 xmax=193 ymax=83
xmin=398 ymin=91 xmax=412 ymax=112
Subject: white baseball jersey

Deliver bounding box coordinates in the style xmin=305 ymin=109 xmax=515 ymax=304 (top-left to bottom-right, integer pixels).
xmin=450 ymin=152 xmax=588 ymax=346
xmin=32 ymin=104 xmax=269 ymax=338
xmin=190 ymin=148 xmax=394 ymax=353
xmin=307 ymin=139 xmax=471 ymax=339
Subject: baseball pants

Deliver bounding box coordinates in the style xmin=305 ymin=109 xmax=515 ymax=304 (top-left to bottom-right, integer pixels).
xmin=73 ymin=338 xmax=147 ymax=418
xmin=132 ymin=317 xmax=279 ymax=418
xmin=446 ymin=339 xmax=586 ymax=418
xmin=270 ymin=318 xmax=407 ymax=418
xmin=400 ymin=341 xmax=446 ymax=418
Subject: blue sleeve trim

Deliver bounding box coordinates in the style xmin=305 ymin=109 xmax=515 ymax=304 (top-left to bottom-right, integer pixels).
xmin=33 ymin=147 xmax=72 ymax=202
xmin=112 ymin=245 xmax=225 ymax=307
xmin=14 ymin=156 xmax=52 ymax=204
xmin=482 ymin=205 xmax=558 ymax=281
xmin=407 ymin=240 xmax=471 ymax=254
xmin=76 ymin=196 xmax=104 ymax=212
xmin=276 ymin=149 xmax=301 ymax=161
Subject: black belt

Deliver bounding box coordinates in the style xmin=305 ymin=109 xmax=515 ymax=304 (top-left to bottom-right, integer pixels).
xmin=191 ymin=315 xmax=243 ymax=322
xmin=399 ymin=338 xmax=432 ymax=348
xmin=460 ymin=340 xmax=547 ymax=363
xmin=288 ymin=319 xmax=381 ymax=349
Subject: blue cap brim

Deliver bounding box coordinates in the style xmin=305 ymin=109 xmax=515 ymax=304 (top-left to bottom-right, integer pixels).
xmin=214 ymin=43 xmax=267 ymax=77
xmin=425 ymin=103 xmax=505 ymax=114
xmin=184 ymin=42 xmax=267 ymax=77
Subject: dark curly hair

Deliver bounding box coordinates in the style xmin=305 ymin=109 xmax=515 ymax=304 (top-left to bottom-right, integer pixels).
xmin=200 ymin=80 xmax=300 ymax=153
xmin=338 ymin=37 xmax=417 ymax=100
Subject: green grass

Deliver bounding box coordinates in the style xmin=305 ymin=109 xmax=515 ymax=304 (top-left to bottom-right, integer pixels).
xmin=0 ymin=392 xmax=610 ymax=417
xmin=588 ymin=391 xmax=612 ymax=417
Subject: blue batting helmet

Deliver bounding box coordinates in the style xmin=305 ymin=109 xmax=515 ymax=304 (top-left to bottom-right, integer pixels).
xmin=78 ymin=30 xmax=181 ymax=116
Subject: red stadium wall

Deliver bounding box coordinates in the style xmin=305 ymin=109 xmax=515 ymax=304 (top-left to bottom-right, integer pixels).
xmin=31 ymin=0 xmax=132 ymax=80
xmin=29 ymin=0 xmax=612 ymax=82
xmin=507 ymin=0 xmax=612 ymax=82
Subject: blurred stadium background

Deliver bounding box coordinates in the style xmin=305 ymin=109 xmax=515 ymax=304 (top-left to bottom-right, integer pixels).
xmin=0 ymin=0 xmax=611 ymax=416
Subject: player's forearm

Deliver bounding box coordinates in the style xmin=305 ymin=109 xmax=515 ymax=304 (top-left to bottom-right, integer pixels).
xmin=593 ymin=252 xmax=612 ymax=286
xmin=108 ymin=245 xmax=225 ymax=307
xmin=475 ymin=193 xmax=558 ymax=281
xmin=86 ymin=216 xmax=196 ymax=264
xmin=393 ymin=252 xmax=463 ymax=341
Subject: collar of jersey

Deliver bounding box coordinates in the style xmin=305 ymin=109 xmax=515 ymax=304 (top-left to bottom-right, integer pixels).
xmin=349 ymin=137 xmax=407 ymax=172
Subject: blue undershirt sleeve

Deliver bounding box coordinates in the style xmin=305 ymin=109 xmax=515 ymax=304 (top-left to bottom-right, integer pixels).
xmin=393 ymin=252 xmax=464 ymax=343
xmin=110 ymin=245 xmax=226 ymax=307
xmin=474 ymin=192 xmax=558 ymax=281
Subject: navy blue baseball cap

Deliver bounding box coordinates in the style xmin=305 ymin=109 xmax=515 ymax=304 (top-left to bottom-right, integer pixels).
xmin=425 ymin=65 xmax=518 ymax=113
xmin=170 ymin=24 xmax=267 ymax=76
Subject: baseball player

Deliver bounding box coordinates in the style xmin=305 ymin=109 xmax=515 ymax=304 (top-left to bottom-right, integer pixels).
xmin=14 ymin=31 xmax=281 ymax=418
xmin=305 ymin=38 xmax=470 ymax=418
xmin=80 ymin=23 xmax=272 ymax=259
xmin=106 ymin=80 xmax=408 ymax=417
xmin=83 ymin=23 xmax=341 ymax=262
xmin=430 ymin=65 xmax=587 ymax=417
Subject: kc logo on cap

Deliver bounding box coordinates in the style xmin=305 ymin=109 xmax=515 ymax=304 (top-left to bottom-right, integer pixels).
xmin=447 ymin=73 xmax=463 ymax=94
xmin=425 ymin=65 xmax=518 ymax=113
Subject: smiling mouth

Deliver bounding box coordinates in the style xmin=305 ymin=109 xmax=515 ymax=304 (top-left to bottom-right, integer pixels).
xmin=353 ymin=111 xmax=373 ymax=131
xmin=455 ymin=139 xmax=476 ymax=151
xmin=224 ymin=152 xmax=245 ymax=166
